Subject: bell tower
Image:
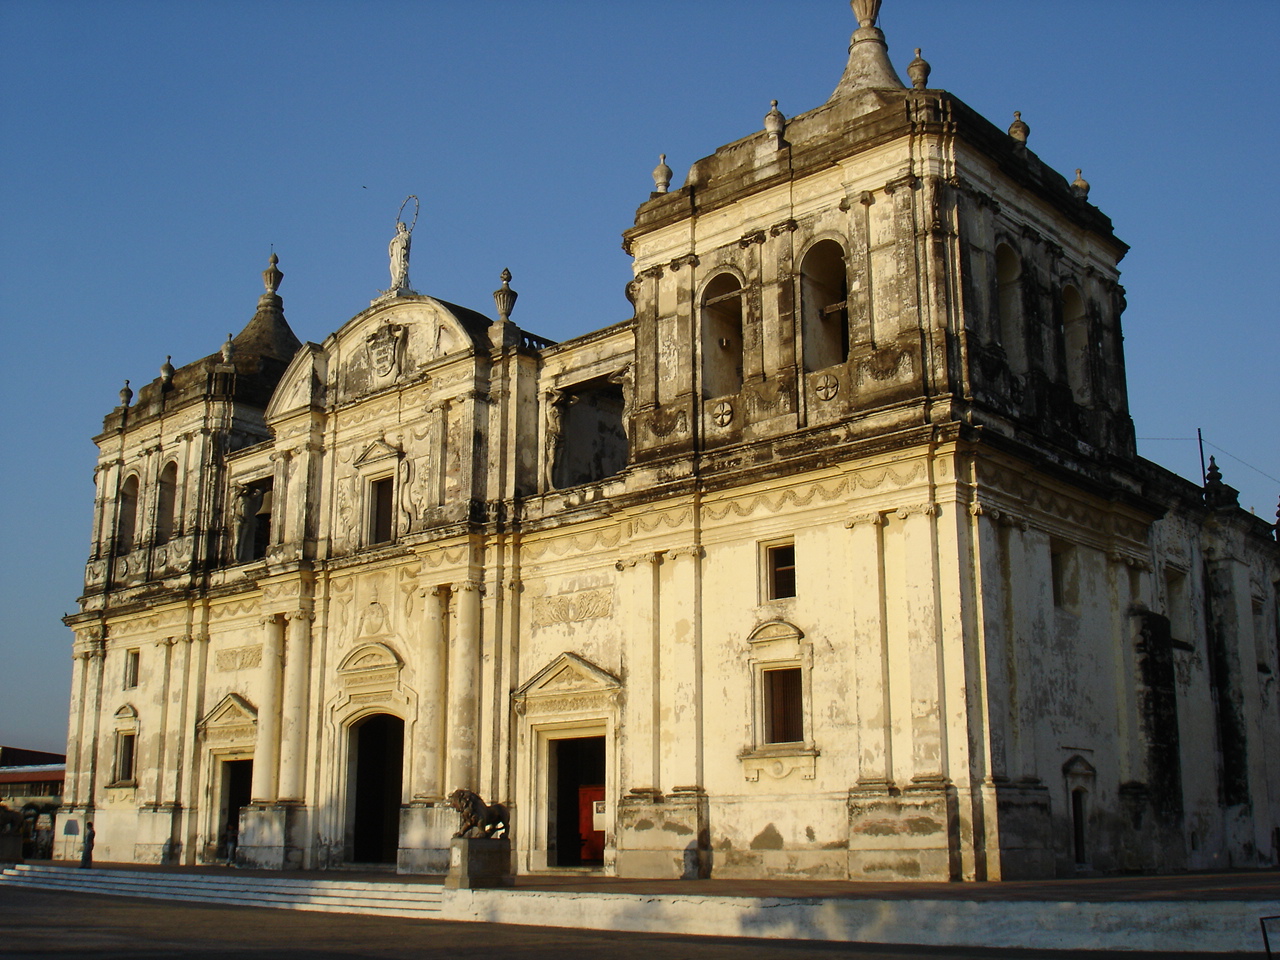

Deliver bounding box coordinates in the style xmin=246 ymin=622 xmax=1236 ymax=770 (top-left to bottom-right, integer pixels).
xmin=622 ymin=1 xmax=1133 ymax=491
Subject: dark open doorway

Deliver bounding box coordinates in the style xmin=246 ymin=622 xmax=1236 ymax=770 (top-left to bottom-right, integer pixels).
xmin=218 ymin=759 xmax=251 ymax=860
xmin=349 ymin=714 xmax=404 ymax=864
xmin=550 ymin=736 xmax=605 ymax=867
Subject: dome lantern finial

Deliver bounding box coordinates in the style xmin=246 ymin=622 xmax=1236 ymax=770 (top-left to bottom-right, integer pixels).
xmin=831 ymin=0 xmax=906 ymax=104
xmin=262 ymin=251 xmax=283 ymax=297
xmin=119 ymin=379 xmax=133 ymax=407
xmin=851 ymin=0 xmax=882 ymax=29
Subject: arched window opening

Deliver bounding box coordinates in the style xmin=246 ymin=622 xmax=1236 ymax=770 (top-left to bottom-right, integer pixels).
xmin=1062 ymin=285 xmax=1090 ymax=405
xmin=800 ymin=240 xmax=849 ymax=372
xmin=116 ymin=475 xmax=139 ymax=554
xmin=155 ymin=461 xmax=178 ymax=545
xmin=701 ymin=274 xmax=744 ymax=399
xmin=995 ymin=244 xmax=1025 ymax=374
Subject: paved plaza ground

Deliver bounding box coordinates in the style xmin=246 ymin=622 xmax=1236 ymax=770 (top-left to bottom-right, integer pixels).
xmin=0 ymin=883 xmax=1266 ymax=960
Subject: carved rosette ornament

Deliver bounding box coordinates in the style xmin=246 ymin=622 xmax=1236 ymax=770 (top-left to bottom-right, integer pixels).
xmin=814 ymin=374 xmax=840 ymax=401
xmin=712 ymin=400 xmax=734 ymax=428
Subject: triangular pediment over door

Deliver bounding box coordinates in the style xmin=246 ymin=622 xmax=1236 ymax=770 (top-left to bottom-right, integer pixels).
xmin=199 ymin=693 xmax=258 ymax=746
xmin=513 ymin=651 xmax=621 ymax=721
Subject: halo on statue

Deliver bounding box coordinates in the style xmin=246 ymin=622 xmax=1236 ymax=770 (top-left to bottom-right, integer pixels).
xmin=397 ymin=195 xmax=419 ymax=234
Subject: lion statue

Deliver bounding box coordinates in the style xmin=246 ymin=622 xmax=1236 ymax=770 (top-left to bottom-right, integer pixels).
xmin=447 ymin=788 xmax=508 ymax=839
xmin=0 ymin=805 xmax=24 ymax=835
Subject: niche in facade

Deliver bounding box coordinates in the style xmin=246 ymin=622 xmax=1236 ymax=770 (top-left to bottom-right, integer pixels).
xmin=995 ymin=243 xmax=1026 ymax=374
xmin=1061 ymin=285 xmax=1090 ymax=405
xmin=551 ymin=379 xmax=627 ymax=489
xmin=800 ymin=240 xmax=849 ymax=371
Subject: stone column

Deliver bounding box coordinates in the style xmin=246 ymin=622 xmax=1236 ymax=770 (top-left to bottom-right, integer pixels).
xmin=65 ymin=649 xmax=88 ymax=808
xmin=277 ymin=610 xmax=313 ymax=802
xmin=658 ymin=545 xmax=703 ymax=789
xmin=83 ymin=643 xmax=107 ymax=808
xmin=615 ymin=552 xmax=661 ymax=793
xmin=150 ymin=636 xmax=176 ymax=805
xmin=846 ymin=512 xmax=890 ymax=786
xmin=412 ymin=587 xmax=447 ymax=800
xmin=446 ymin=580 xmax=482 ymax=792
xmin=179 ymin=632 xmax=210 ymax=864
xmin=899 ymin=504 xmax=943 ymax=781
xmin=251 ymin=614 xmax=284 ymax=803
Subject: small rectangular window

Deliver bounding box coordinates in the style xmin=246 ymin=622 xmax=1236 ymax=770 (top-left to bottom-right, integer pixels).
xmin=370 ymin=477 xmax=394 ymax=544
xmin=764 ymin=668 xmax=803 ymax=743
xmin=123 ymin=650 xmax=139 ymax=689
xmin=766 ymin=543 xmax=796 ymax=600
xmin=116 ymin=732 xmax=135 ymax=783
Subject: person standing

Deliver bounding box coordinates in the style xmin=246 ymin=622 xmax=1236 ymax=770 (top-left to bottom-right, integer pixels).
xmin=79 ymin=822 xmax=95 ymax=869
xmin=224 ymin=821 xmax=238 ymax=867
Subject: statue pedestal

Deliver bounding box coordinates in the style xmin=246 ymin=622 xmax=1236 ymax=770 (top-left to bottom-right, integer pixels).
xmin=0 ymin=834 xmax=22 ymax=864
xmin=444 ymin=837 xmax=513 ymax=889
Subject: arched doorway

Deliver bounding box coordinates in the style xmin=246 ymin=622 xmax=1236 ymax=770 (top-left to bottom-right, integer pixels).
xmin=347 ymin=713 xmax=404 ymax=864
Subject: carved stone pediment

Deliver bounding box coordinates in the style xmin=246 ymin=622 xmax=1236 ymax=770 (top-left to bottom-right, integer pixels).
xmin=337 ymin=642 xmax=403 ymax=691
xmin=747 ymin=619 xmax=805 ymax=662
xmin=513 ymin=652 xmax=621 ymax=718
xmin=199 ymin=693 xmax=258 ymax=744
xmin=354 ymin=437 xmax=402 ymax=469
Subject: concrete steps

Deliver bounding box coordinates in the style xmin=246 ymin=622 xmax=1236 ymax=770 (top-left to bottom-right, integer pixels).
xmin=0 ymin=863 xmax=443 ymax=918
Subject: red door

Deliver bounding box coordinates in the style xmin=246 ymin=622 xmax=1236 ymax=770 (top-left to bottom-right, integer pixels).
xmin=578 ymin=785 xmax=605 ymax=862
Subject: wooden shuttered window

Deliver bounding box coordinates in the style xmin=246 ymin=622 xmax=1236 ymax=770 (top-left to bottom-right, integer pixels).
xmin=764 ymin=667 xmax=803 ymax=744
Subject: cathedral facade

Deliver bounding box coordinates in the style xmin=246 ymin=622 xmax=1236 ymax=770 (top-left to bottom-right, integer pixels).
xmin=59 ymin=3 xmax=1280 ymax=881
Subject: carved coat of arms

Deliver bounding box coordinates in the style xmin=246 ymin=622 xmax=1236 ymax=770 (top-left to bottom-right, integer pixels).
xmin=366 ymin=323 xmax=406 ymax=379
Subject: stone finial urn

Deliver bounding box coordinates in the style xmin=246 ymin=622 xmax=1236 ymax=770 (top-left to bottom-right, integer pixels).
xmin=653 ymin=154 xmax=673 ymax=194
xmin=1008 ymin=111 xmax=1030 ymax=144
xmin=907 ymin=48 xmax=930 ymax=89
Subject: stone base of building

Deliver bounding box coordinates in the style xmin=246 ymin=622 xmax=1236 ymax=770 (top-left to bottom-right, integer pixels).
xmin=613 ymin=789 xmax=710 ymax=879
xmin=444 ymin=837 xmax=513 ymax=889
xmin=52 ymin=806 xmax=88 ymax=861
xmin=238 ymin=802 xmax=306 ymax=870
xmin=133 ymin=803 xmax=182 ymax=864
xmin=983 ymin=780 xmax=1054 ymax=880
xmin=397 ymin=802 xmax=454 ymax=874
xmin=847 ymin=781 xmax=959 ymax=881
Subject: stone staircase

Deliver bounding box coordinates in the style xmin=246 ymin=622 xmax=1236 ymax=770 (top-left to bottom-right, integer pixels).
xmin=0 ymin=863 xmax=444 ymax=918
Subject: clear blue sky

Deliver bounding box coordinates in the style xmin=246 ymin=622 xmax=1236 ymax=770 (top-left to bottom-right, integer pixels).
xmin=1 ymin=1 xmax=1276 ymax=753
